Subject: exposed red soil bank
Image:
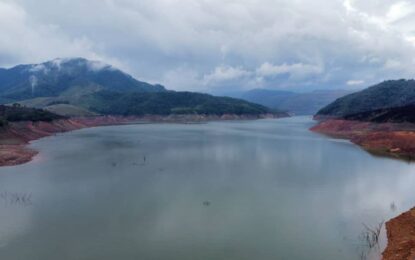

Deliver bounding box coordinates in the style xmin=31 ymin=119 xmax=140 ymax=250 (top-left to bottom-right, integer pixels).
xmin=310 ymin=119 xmax=415 ymax=160
xmin=0 ymin=113 xmax=280 ymax=167
xmin=0 ymin=117 xmax=125 ymax=166
xmin=382 ymin=208 xmax=415 ymax=260
xmin=311 ymin=119 xmax=415 ymax=259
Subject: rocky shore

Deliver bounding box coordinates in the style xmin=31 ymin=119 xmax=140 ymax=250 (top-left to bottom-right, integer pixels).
xmin=0 ymin=113 xmax=282 ymax=167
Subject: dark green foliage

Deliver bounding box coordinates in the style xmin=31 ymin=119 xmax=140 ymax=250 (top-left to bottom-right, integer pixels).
xmin=317 ymin=80 xmax=415 ymax=117
xmin=0 ymin=105 xmax=65 ymax=124
xmin=344 ymin=105 xmax=415 ymax=123
xmin=77 ymin=91 xmax=272 ymax=116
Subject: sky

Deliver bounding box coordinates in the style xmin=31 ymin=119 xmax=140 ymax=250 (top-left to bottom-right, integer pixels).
xmin=1 ymin=0 xmax=415 ymax=93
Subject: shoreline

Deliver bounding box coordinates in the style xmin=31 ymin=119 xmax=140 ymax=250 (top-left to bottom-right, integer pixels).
xmin=311 ymin=119 xmax=415 ymax=260
xmin=0 ymin=113 xmax=283 ymax=167
xmin=310 ymin=119 xmax=415 ymax=161
xmin=382 ymin=208 xmax=415 ymax=260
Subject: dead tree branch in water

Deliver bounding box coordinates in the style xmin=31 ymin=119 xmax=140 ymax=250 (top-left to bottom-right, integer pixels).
xmin=360 ymin=220 xmax=384 ymax=249
xmin=0 ymin=192 xmax=32 ymax=207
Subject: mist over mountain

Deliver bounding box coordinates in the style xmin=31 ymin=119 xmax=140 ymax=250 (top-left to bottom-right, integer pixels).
xmin=0 ymin=58 xmax=166 ymax=103
xmin=0 ymin=58 xmax=280 ymax=117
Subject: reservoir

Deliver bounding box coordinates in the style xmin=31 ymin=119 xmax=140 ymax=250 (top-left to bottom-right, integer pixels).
xmin=0 ymin=117 xmax=414 ymax=259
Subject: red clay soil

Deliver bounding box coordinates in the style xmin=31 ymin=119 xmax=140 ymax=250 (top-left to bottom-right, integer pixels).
xmin=0 ymin=145 xmax=37 ymax=166
xmin=383 ymin=208 xmax=415 ymax=260
xmin=0 ymin=115 xmax=167 ymax=167
xmin=0 ymin=117 xmax=113 ymax=166
xmin=310 ymin=119 xmax=415 ymax=160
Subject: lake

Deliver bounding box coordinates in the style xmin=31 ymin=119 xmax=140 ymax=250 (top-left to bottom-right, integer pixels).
xmin=0 ymin=117 xmax=414 ymax=260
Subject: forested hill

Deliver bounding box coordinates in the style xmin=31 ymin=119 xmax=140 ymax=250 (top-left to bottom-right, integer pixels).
xmin=343 ymin=105 xmax=415 ymax=124
xmin=75 ymin=91 xmax=281 ymax=116
xmin=0 ymin=104 xmax=65 ymax=126
xmin=0 ymin=58 xmax=288 ymax=117
xmin=316 ymin=80 xmax=415 ymax=117
xmin=0 ymin=58 xmax=165 ymax=103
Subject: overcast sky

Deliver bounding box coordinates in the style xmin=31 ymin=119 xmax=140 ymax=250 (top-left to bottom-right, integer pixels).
xmin=1 ymin=0 xmax=415 ymax=92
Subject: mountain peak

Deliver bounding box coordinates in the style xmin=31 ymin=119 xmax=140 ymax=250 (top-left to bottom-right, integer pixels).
xmin=27 ymin=57 xmax=115 ymax=75
xmin=0 ymin=58 xmax=166 ymax=101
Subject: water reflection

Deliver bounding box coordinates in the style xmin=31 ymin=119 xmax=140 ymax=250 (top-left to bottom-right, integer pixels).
xmin=0 ymin=117 xmax=414 ymax=260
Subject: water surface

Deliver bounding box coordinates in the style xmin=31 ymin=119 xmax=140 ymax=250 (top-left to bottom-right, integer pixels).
xmin=0 ymin=117 xmax=414 ymax=260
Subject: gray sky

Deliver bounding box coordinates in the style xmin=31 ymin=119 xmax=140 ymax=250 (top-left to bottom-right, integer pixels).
xmin=1 ymin=0 xmax=415 ymax=92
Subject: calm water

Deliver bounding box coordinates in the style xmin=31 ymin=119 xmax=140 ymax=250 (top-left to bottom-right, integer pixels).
xmin=0 ymin=117 xmax=414 ymax=260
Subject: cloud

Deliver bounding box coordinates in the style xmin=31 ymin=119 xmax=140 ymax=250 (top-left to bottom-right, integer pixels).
xmin=256 ymin=62 xmax=324 ymax=80
xmin=203 ymin=66 xmax=251 ymax=84
xmin=346 ymin=80 xmax=365 ymax=86
xmin=1 ymin=0 xmax=415 ymax=92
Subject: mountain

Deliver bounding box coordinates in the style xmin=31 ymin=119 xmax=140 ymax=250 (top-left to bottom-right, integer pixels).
xmin=240 ymin=89 xmax=296 ymax=108
xmin=0 ymin=58 xmax=284 ymax=117
xmin=238 ymin=89 xmax=353 ymax=115
xmin=316 ymin=79 xmax=415 ymax=117
xmin=343 ymin=105 xmax=415 ymax=124
xmin=0 ymin=58 xmax=165 ymax=103
xmin=75 ymin=91 xmax=275 ymax=116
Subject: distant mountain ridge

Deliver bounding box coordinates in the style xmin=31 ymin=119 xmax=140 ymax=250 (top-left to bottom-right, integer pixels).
xmin=0 ymin=58 xmax=165 ymax=103
xmin=0 ymin=58 xmax=283 ymax=117
xmin=234 ymin=88 xmax=353 ymax=115
xmin=316 ymin=79 xmax=415 ymax=117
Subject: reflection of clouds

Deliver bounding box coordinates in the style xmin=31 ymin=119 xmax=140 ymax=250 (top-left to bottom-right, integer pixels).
xmin=0 ymin=117 xmax=415 ymax=259
xmin=0 ymin=205 xmax=33 ymax=249
xmin=340 ymin=162 xmax=415 ymax=218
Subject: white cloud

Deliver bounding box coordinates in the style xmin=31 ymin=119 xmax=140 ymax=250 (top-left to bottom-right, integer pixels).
xmin=161 ymin=67 xmax=201 ymax=92
xmin=346 ymin=80 xmax=365 ymax=86
xmin=0 ymin=0 xmax=415 ymax=91
xmin=256 ymin=62 xmax=324 ymax=80
xmin=203 ymin=65 xmax=251 ymax=84
xmin=384 ymin=59 xmax=401 ymax=69
xmin=386 ymin=1 xmax=415 ymax=23
xmin=86 ymin=60 xmax=112 ymax=72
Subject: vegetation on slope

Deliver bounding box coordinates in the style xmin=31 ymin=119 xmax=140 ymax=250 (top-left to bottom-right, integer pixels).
xmin=76 ymin=91 xmax=276 ymax=116
xmin=0 ymin=58 xmax=165 ymax=102
xmin=343 ymin=104 xmax=415 ymax=124
xmin=0 ymin=104 xmax=65 ymax=126
xmin=317 ymin=80 xmax=415 ymax=117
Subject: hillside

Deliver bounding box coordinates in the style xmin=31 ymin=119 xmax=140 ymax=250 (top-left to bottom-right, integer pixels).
xmin=0 ymin=58 xmax=287 ymax=117
xmin=316 ymin=79 xmax=415 ymax=117
xmin=312 ymin=79 xmax=415 ymax=161
xmin=343 ymin=105 xmax=415 ymax=124
xmin=238 ymin=89 xmax=352 ymax=115
xmin=0 ymin=104 xmax=65 ymax=126
xmin=75 ymin=91 xmax=278 ymax=116
xmin=0 ymin=58 xmax=165 ymax=103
